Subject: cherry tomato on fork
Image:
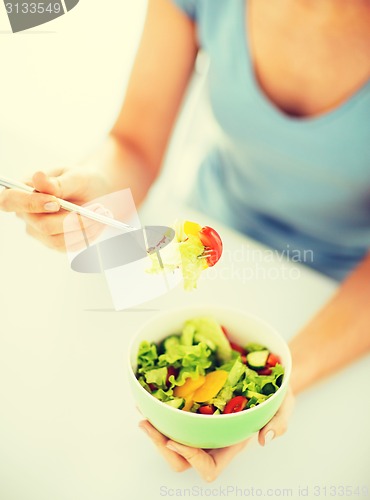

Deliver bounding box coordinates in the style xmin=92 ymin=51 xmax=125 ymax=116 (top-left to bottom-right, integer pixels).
xmin=199 ymin=226 xmax=223 ymax=267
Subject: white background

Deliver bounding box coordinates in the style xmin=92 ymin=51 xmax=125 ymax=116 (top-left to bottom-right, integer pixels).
xmin=0 ymin=0 xmax=211 ymax=202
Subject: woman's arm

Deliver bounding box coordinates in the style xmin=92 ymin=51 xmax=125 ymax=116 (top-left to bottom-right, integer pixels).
xmin=106 ymin=0 xmax=198 ymax=205
xmin=0 ymin=0 xmax=198 ymax=248
xmin=290 ymin=253 xmax=370 ymax=395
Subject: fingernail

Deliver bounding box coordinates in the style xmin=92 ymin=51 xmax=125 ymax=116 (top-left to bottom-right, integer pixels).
xmin=90 ymin=204 xmax=109 ymax=216
xmin=94 ymin=207 xmax=107 ymax=215
xmin=44 ymin=202 xmax=59 ymax=212
xmin=264 ymin=430 xmax=275 ymax=445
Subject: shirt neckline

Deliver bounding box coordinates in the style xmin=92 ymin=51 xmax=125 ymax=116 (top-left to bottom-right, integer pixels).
xmin=239 ymin=0 xmax=370 ymax=127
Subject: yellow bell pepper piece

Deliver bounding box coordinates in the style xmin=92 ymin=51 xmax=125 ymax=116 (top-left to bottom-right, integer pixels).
xmin=193 ymin=370 xmax=228 ymax=403
xmin=184 ymin=220 xmax=202 ymax=237
xmin=183 ymin=393 xmax=195 ymax=412
xmin=174 ymin=375 xmax=206 ymax=398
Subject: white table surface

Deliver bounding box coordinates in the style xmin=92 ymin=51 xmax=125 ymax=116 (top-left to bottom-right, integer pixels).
xmin=0 ymin=201 xmax=369 ymax=500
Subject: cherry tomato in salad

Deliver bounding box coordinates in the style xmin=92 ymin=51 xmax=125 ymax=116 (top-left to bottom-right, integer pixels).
xmin=165 ymin=366 xmax=179 ymax=388
xmin=222 ymin=326 xmax=247 ymax=356
xmin=241 ymin=354 xmax=247 ymax=364
xmin=230 ymin=342 xmax=247 ymax=356
xmin=223 ymin=396 xmax=248 ymax=414
xmin=198 ymin=405 xmax=215 ymax=415
xmin=257 ymin=367 xmax=272 ymax=375
xmin=266 ymin=353 xmax=281 ymax=367
xmin=221 ymin=326 xmax=232 ymax=341
xmin=199 ymin=226 xmax=223 ymax=267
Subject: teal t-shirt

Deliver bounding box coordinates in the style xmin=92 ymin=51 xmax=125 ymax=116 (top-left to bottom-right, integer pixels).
xmin=172 ymin=0 xmax=370 ymax=281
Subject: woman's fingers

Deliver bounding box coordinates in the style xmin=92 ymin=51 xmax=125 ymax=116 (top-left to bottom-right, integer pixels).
xmin=258 ymin=386 xmax=295 ymax=446
xmin=207 ymin=438 xmax=250 ymax=473
xmin=25 ymin=216 xmax=105 ymax=252
xmin=19 ymin=208 xmax=103 ymax=237
xmin=165 ymin=438 xmax=250 ymax=483
xmin=0 ymin=169 xmax=90 ymax=217
xmin=139 ymin=421 xmax=190 ymax=473
xmin=139 ymin=419 xmax=250 ymax=482
xmin=139 ymin=391 xmax=294 ymax=483
xmin=32 ymin=170 xmax=83 ymax=200
xmin=0 ymin=189 xmax=60 ymax=214
xmin=17 ymin=203 xmax=110 ymax=252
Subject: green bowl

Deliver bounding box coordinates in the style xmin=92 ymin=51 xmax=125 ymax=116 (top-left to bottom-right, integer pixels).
xmin=128 ymin=305 xmax=291 ymax=449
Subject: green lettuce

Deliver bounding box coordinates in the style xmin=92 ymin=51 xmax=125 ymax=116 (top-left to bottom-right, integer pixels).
xmin=209 ymin=386 xmax=234 ymax=411
xmin=144 ymin=367 xmax=168 ymax=387
xmin=137 ymin=341 xmax=158 ymax=373
xmin=239 ymin=364 xmax=284 ymax=397
xmin=146 ymin=231 xmax=207 ymax=291
xmin=178 ymin=234 xmax=207 ymax=291
xmin=184 ymin=317 xmax=232 ymax=362
xmin=245 ymin=342 xmax=266 ymax=352
xmin=225 ymin=358 xmax=245 ymax=387
xmin=180 ymin=322 xmax=195 ymax=346
xmin=135 ymin=318 xmax=285 ymax=415
xmin=158 ymin=342 xmax=213 ymax=383
xmin=152 ymin=388 xmax=173 ymax=402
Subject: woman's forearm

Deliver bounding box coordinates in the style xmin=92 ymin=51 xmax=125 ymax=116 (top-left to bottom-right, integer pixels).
xmin=289 ymin=253 xmax=370 ymax=395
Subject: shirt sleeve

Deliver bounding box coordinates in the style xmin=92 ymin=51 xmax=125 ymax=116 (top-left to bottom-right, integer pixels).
xmin=171 ymin=0 xmax=197 ymax=20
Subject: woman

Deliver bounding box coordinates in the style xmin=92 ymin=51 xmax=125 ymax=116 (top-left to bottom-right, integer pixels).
xmin=1 ymin=0 xmax=369 ymax=482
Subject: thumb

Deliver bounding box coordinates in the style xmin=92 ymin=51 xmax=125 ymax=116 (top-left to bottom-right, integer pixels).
xmin=32 ymin=170 xmax=78 ymax=200
xmin=258 ymin=387 xmax=295 ymax=446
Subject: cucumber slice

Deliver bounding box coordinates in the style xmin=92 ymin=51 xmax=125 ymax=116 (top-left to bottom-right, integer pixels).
xmin=165 ymin=397 xmax=185 ymax=410
xmin=246 ymin=350 xmax=269 ymax=369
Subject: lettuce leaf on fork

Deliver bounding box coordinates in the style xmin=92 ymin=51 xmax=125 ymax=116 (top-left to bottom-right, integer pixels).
xmin=178 ymin=234 xmax=208 ymax=290
xmin=146 ymin=222 xmax=208 ymax=290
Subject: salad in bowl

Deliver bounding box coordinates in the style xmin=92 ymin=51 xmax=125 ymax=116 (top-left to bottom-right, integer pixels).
xmin=128 ymin=306 xmax=291 ymax=448
xmin=136 ymin=317 xmax=284 ymax=415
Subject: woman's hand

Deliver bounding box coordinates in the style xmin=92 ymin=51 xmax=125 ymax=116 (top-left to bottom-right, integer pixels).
xmin=0 ymin=167 xmax=109 ymax=251
xmin=139 ymin=386 xmax=295 ymax=483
